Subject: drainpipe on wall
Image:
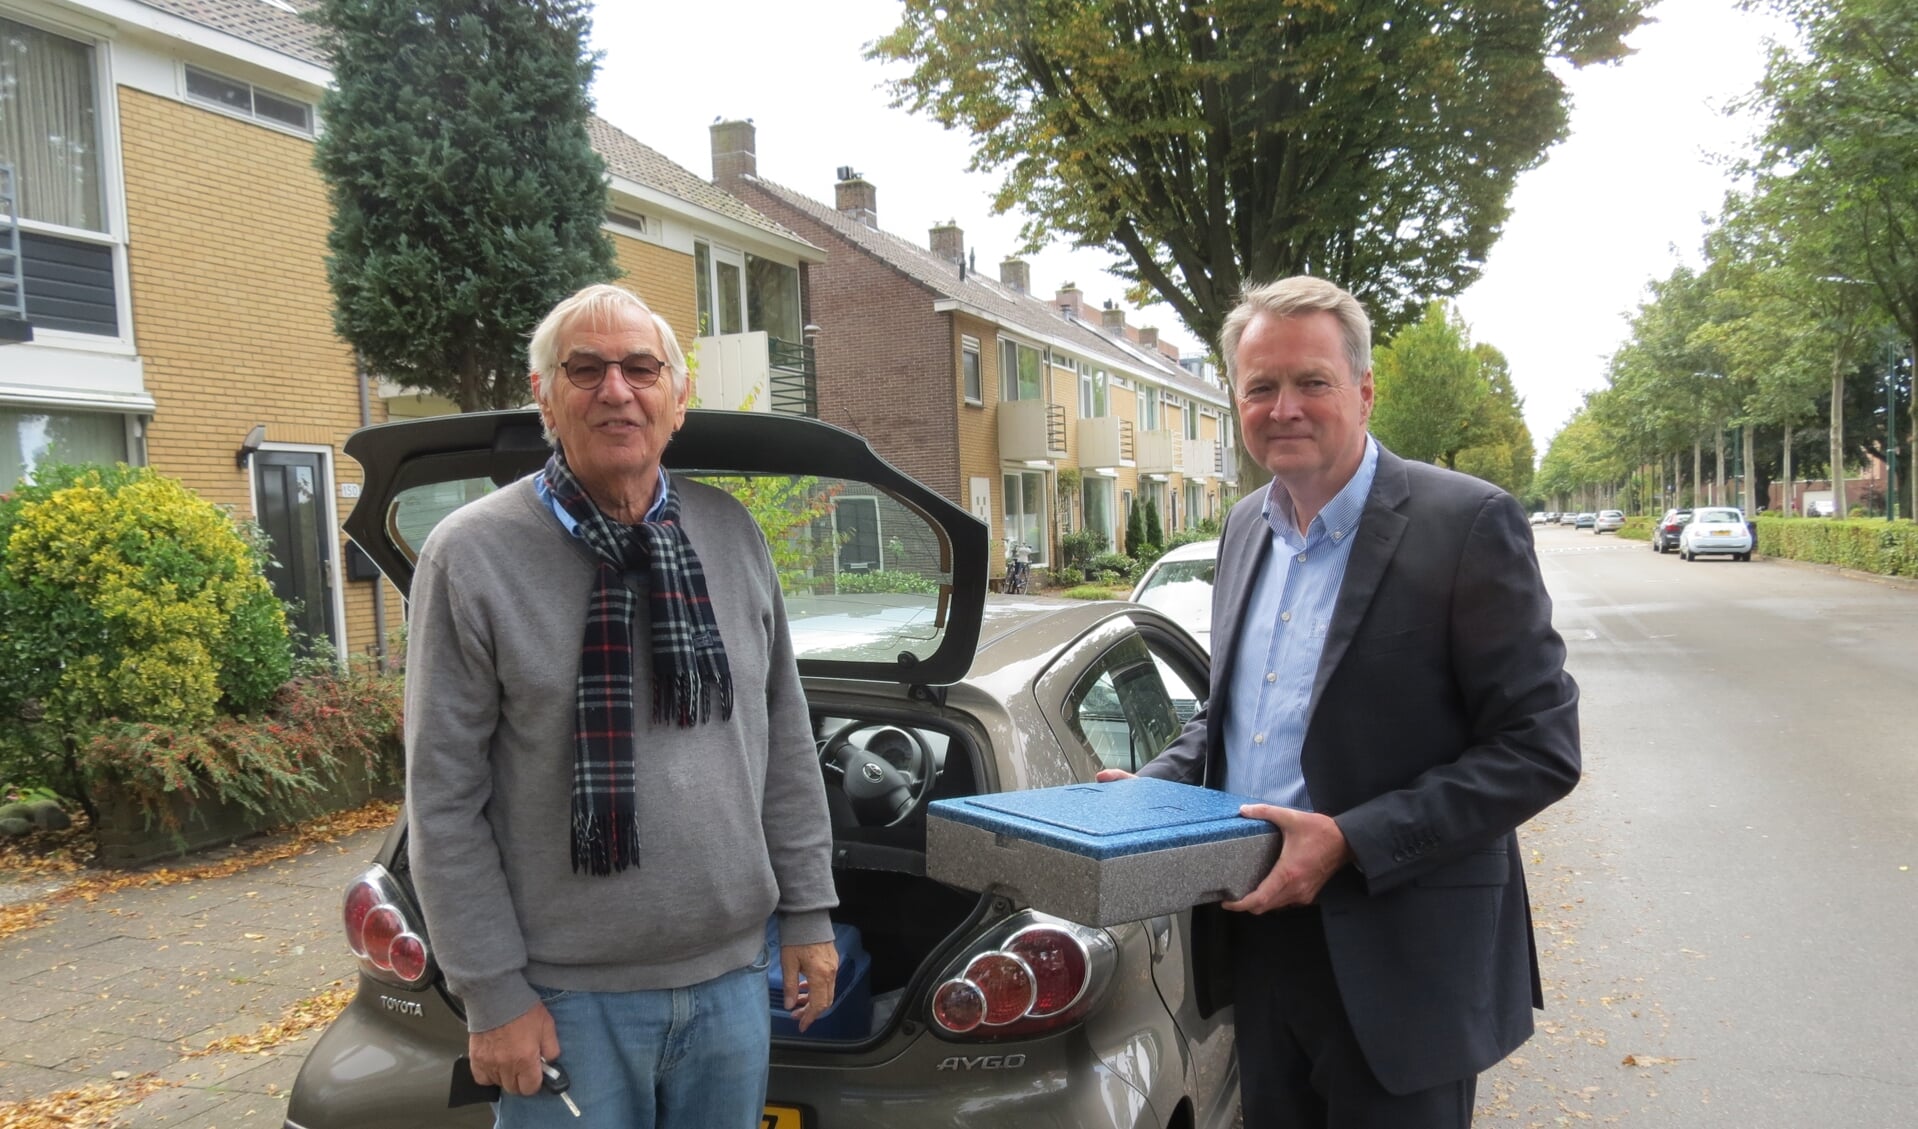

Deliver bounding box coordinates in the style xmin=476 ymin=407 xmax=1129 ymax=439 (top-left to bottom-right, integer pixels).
xmin=357 ymin=366 xmax=389 ymax=670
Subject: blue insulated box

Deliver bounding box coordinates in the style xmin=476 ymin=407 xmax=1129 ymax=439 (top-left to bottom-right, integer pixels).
xmin=765 ymin=919 xmax=873 ymax=1040
xmin=926 ymin=777 xmax=1281 ymax=927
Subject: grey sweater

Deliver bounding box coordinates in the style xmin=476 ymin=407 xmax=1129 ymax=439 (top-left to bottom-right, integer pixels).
xmin=404 ymin=474 xmax=837 ymax=1032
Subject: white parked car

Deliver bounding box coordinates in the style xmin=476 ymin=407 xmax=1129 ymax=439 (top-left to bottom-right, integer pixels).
xmin=1679 ymin=507 xmax=1753 ymax=561
xmin=1593 ymin=509 xmax=1625 ymax=534
xmin=1130 ymin=538 xmax=1218 ymax=652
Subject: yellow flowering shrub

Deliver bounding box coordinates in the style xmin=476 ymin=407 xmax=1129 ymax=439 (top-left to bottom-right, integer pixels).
xmin=0 ymin=464 xmax=292 ymax=800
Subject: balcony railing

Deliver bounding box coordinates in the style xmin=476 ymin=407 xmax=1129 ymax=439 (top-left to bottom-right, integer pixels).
xmin=0 ymin=163 xmax=31 ymax=344
xmin=1135 ymin=428 xmax=1180 ymax=474
xmin=767 ymin=335 xmax=817 ymax=417
xmin=694 ymin=330 xmax=816 ymax=416
xmin=999 ymin=398 xmax=1068 ymax=462
xmin=1183 ymin=437 xmax=1218 ymax=480
xmin=1077 ymin=415 xmax=1136 ymax=468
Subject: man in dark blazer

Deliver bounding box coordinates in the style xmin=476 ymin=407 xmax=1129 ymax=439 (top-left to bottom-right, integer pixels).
xmin=1102 ymin=277 xmax=1580 ymax=1127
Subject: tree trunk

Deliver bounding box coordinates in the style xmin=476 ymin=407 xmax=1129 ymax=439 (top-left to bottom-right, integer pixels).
xmin=1908 ymin=342 xmax=1916 ymax=523
xmin=1783 ymin=424 xmax=1795 ymax=515
xmin=1831 ymin=352 xmax=1847 ymax=519
xmin=1742 ymin=426 xmax=1756 ymax=513
xmin=1693 ymin=439 xmax=1703 ymax=509
xmin=1714 ymin=427 xmax=1726 ymax=506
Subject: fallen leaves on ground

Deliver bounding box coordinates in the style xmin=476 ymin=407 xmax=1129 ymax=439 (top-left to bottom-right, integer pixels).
xmin=186 ymin=981 xmax=356 ymax=1059
xmin=1620 ymin=1054 xmax=1680 ymax=1067
xmin=0 ymin=816 xmax=96 ymax=878
xmin=0 ymin=1075 xmax=174 ymax=1129
xmin=0 ymin=799 xmax=398 ymax=943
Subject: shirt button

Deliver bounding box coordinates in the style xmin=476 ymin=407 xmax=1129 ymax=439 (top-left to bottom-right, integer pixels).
xmin=1296 ymin=552 xmax=1307 ymax=563
xmin=1280 ymin=611 xmax=1292 ymax=622
xmin=1253 ymin=733 xmax=1265 ymax=744
xmin=1265 ymin=672 xmax=1277 ymax=683
xmin=1332 ymin=531 xmax=1344 ymax=541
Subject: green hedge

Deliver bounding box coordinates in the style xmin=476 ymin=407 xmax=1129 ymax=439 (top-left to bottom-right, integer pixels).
xmin=1618 ymin=516 xmax=1654 ymax=542
xmin=1754 ymin=517 xmax=1918 ymax=578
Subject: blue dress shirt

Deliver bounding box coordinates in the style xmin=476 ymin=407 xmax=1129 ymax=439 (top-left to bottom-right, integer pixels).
xmin=535 ymin=465 xmax=672 ymax=533
xmin=1222 ymin=439 xmax=1379 ymax=810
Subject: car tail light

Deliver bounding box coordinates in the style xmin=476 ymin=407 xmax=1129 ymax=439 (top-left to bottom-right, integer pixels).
xmin=928 ymin=912 xmax=1116 ymax=1040
xmin=341 ymin=866 xmax=437 ymax=989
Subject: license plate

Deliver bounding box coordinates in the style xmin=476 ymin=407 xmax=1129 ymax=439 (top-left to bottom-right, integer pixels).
xmin=764 ymin=1104 xmax=807 ymax=1129
xmin=1711 ymin=530 xmax=1730 ymax=536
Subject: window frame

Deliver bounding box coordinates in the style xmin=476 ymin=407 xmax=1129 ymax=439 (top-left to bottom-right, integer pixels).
xmin=181 ymin=62 xmax=315 ymax=137
xmin=961 ymin=336 xmax=983 ymax=405
xmin=2 ymin=9 xmax=134 ymax=349
xmin=999 ymin=336 xmax=1043 ymax=402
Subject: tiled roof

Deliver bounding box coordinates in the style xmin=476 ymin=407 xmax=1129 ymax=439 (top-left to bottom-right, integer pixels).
xmin=744 ymin=175 xmax=1227 ymax=405
xmin=586 ymin=118 xmax=813 ymax=248
xmin=125 ymin=3 xmax=808 ymax=248
xmin=132 ymin=0 xmax=330 ymax=67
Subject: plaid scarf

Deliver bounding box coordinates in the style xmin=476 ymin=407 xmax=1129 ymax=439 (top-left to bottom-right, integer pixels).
xmin=542 ymin=453 xmax=734 ymax=875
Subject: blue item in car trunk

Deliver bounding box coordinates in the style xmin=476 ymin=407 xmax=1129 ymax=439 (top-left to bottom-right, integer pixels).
xmin=926 ymin=777 xmax=1281 ymax=926
xmin=765 ymin=919 xmax=872 ymax=1040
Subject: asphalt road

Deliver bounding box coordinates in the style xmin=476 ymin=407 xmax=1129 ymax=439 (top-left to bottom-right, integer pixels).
xmin=1480 ymin=525 xmax=1918 ymax=1127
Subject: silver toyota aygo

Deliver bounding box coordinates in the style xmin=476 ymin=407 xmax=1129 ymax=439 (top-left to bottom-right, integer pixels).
xmin=284 ymin=409 xmax=1237 ymax=1129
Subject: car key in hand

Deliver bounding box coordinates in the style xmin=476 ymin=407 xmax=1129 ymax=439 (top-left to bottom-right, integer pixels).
xmin=541 ymin=1058 xmax=581 ymax=1119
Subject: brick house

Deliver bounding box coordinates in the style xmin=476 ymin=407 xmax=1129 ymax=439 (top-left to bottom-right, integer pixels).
xmin=708 ymin=119 xmax=1238 ymax=572
xmin=0 ymin=0 xmax=817 ymax=660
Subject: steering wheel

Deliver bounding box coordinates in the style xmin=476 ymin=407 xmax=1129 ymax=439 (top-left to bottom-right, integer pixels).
xmin=818 ymin=720 xmax=937 ymax=828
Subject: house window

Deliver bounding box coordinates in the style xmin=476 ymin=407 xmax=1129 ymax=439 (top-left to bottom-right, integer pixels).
xmin=1079 ymin=366 xmax=1108 ymax=418
xmin=1003 ymin=469 xmax=1047 ymax=565
xmin=184 ymin=65 xmax=312 ymax=134
xmin=1184 ymin=399 xmax=1199 ymax=440
xmin=999 ymin=338 xmax=1042 ymax=401
xmin=1 ymin=15 xmax=122 ymax=337
xmin=962 ymin=337 xmax=982 ymax=404
xmin=693 ymin=240 xmax=744 ymax=335
xmin=1139 ymin=387 xmax=1160 ymax=431
xmin=605 ymin=209 xmax=652 ymax=239
xmin=746 ymin=254 xmax=801 ymax=344
xmin=1 ymin=407 xmax=129 ymax=487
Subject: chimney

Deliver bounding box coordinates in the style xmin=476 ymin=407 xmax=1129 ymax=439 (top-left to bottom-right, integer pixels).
xmin=1159 ymin=340 xmax=1180 ymax=361
xmin=710 ymin=119 xmax=756 ymax=187
xmin=834 ymin=167 xmax=878 ymax=227
xmin=1138 ymin=327 xmax=1159 ymax=349
xmin=1101 ymin=304 xmax=1127 ymax=332
xmin=1056 ymin=284 xmax=1084 ymax=318
xmin=1000 ymin=258 xmax=1030 ymax=293
xmin=930 ymin=221 xmax=964 ymax=265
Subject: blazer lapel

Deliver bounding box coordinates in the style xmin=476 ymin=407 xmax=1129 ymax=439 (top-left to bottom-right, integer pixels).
xmin=1306 ymin=445 xmax=1410 ymax=722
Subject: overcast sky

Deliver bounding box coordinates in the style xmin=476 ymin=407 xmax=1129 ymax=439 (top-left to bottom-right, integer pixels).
xmin=592 ymin=0 xmax=1788 ymax=449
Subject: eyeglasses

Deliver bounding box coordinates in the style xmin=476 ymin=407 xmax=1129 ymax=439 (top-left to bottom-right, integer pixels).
xmin=559 ymin=353 xmax=667 ymax=391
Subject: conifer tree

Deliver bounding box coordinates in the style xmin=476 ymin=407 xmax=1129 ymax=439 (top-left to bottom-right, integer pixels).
xmin=313 ymin=0 xmax=616 ymax=410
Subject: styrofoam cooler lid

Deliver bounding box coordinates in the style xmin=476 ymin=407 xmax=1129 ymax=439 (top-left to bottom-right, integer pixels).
xmin=931 ymin=777 xmax=1269 ymax=859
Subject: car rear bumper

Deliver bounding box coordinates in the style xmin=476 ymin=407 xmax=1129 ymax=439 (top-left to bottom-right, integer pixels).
xmin=768 ymin=1028 xmax=1170 ymax=1128
xmin=1687 ymin=538 xmax=1752 ymax=554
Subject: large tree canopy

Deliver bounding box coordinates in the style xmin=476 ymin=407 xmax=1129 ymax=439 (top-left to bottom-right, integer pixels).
xmin=870 ymin=0 xmax=1646 ymax=346
xmin=314 ymin=0 xmax=617 ymax=411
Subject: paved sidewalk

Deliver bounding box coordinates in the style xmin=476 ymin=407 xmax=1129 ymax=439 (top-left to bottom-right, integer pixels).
xmin=0 ymin=826 xmax=385 ymax=1127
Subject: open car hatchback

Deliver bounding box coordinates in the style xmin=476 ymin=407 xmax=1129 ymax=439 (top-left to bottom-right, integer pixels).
xmin=283 ymin=409 xmax=1238 ymax=1129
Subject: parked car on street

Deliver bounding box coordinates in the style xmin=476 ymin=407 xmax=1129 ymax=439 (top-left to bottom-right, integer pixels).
xmin=1652 ymin=508 xmax=1693 ymax=553
xmin=1530 ymin=511 xmax=1547 ymax=526
xmin=1573 ymin=512 xmax=1597 ymax=529
xmin=284 ymin=410 xmax=1238 ymax=1129
xmin=1679 ymin=506 xmax=1754 ymax=561
xmin=1593 ymin=509 xmax=1625 ymax=534
xmin=1130 ymin=538 xmax=1218 ymax=653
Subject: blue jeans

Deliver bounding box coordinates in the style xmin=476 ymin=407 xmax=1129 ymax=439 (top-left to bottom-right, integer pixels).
xmin=496 ymin=951 xmax=772 ymax=1129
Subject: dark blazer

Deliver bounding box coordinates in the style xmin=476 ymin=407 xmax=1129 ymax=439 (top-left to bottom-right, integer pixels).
xmin=1139 ymin=442 xmax=1580 ymax=1095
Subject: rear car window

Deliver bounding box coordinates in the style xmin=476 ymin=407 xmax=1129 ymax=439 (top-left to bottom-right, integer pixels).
xmin=1696 ymin=509 xmax=1742 ymax=524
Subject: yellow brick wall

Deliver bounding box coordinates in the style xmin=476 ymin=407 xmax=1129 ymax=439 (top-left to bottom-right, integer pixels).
xmin=116 ymin=87 xmax=400 ymax=659
xmin=953 ymin=314 xmax=998 ymax=544
xmin=610 ymin=234 xmax=697 ymax=356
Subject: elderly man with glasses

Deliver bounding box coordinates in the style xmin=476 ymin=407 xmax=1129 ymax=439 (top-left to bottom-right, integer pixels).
xmin=404 ymin=283 xmax=839 ymax=1129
